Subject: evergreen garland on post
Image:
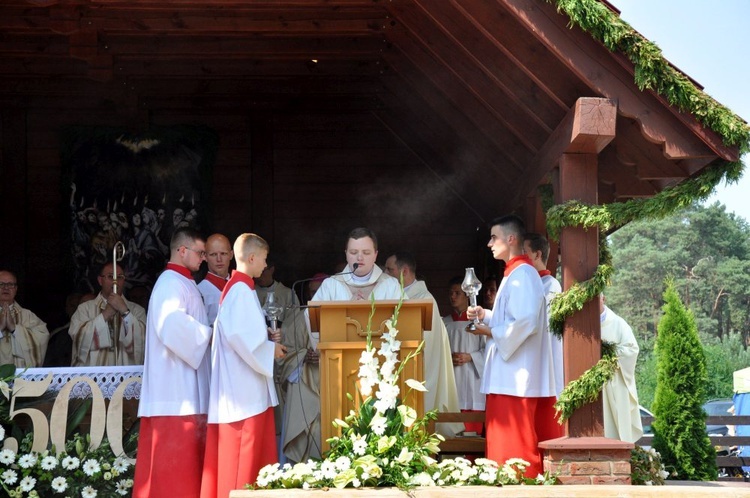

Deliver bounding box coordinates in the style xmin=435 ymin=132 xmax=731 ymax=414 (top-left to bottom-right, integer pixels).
xmin=651 ymin=280 xmax=717 ymax=480
xmin=544 ymin=0 xmax=750 ymax=422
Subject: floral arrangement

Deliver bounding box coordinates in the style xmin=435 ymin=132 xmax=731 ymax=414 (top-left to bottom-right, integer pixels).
xmin=630 ymin=445 xmax=670 ymax=485
xmin=255 ymin=297 xmax=557 ymax=489
xmin=0 ymin=430 xmax=135 ymax=498
xmin=0 ymin=365 xmax=135 ymax=498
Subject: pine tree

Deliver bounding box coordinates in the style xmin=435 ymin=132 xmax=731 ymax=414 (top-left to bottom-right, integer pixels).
xmin=652 ymin=280 xmax=717 ymax=480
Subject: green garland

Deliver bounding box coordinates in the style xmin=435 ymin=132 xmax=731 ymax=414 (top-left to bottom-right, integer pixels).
xmin=554 ymin=342 xmax=618 ymax=422
xmin=546 ymin=0 xmax=750 ymax=423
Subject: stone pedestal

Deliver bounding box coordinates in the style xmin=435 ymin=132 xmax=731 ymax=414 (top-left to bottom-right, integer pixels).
xmin=540 ymin=436 xmax=633 ymax=485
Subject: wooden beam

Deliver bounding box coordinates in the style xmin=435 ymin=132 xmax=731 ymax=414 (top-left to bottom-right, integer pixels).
xmin=500 ymin=0 xmax=735 ymax=162
xmin=512 ymin=97 xmax=616 ymax=208
xmin=559 ymin=152 xmax=603 ymax=438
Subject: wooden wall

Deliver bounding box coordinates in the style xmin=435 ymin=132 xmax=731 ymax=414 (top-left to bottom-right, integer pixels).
xmin=1 ymin=106 xmax=495 ymax=331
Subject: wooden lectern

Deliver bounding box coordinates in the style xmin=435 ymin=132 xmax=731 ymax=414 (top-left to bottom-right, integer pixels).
xmin=308 ymin=299 xmax=433 ymax=452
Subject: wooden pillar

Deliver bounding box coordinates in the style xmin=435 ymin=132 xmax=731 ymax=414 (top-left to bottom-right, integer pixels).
xmin=559 ymin=152 xmax=602 ymax=437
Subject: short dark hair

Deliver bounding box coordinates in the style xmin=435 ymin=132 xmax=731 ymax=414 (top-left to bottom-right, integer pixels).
xmin=170 ymin=227 xmax=204 ymax=252
xmin=524 ymin=232 xmax=550 ymax=263
xmin=448 ymin=275 xmax=464 ymax=287
xmin=347 ymin=227 xmax=378 ymax=250
xmin=489 ymin=214 xmax=525 ymax=239
xmin=392 ymin=251 xmax=417 ymax=274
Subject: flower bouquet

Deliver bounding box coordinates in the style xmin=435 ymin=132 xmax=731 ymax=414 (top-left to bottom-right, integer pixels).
xmin=255 ymin=296 xmax=557 ymax=489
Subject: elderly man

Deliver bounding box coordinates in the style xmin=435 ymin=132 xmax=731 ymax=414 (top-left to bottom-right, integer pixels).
xmin=69 ymin=262 xmax=147 ymax=366
xmin=384 ymin=251 xmax=461 ymax=437
xmin=198 ymin=233 xmax=234 ymax=325
xmin=0 ymin=270 xmax=49 ymax=367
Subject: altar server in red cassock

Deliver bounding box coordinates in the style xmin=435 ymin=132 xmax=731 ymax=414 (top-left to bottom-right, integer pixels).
xmin=467 ymin=215 xmax=559 ymax=478
xmin=197 ymin=233 xmax=234 ymax=325
xmin=133 ymin=228 xmax=213 ymax=498
xmin=200 ymin=233 xmax=287 ymax=498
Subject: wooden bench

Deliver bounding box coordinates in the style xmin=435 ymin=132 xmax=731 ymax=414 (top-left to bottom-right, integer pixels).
xmin=428 ymin=411 xmax=486 ymax=458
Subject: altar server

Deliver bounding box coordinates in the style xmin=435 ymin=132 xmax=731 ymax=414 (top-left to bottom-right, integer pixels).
xmin=200 ymin=233 xmax=287 ymax=498
xmin=442 ymin=276 xmax=485 ymax=434
xmin=467 ymin=215 xmax=558 ymax=478
xmin=133 ymin=228 xmax=212 ymax=498
xmin=197 ymin=233 xmax=234 ymax=325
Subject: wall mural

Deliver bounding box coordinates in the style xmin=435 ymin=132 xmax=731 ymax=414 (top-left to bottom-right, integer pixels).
xmin=63 ymin=126 xmax=217 ymax=295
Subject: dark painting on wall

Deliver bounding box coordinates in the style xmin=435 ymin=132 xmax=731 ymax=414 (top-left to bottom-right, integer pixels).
xmin=62 ymin=126 xmax=218 ymax=295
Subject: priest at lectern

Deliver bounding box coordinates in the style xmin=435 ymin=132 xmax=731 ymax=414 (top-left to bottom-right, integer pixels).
xmin=281 ymin=227 xmax=402 ymax=463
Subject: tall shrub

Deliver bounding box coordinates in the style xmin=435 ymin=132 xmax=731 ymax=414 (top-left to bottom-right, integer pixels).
xmin=652 ymin=280 xmax=717 ymax=480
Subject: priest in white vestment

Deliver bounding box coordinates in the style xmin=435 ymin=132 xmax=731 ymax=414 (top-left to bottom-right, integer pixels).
xmin=255 ymin=257 xmax=307 ymax=462
xmin=600 ymin=295 xmax=643 ymax=443
xmin=385 ymin=253 xmax=461 ymax=437
xmin=0 ymin=270 xmax=49 ymax=367
xmin=69 ymin=262 xmax=146 ymax=366
xmin=282 ymin=228 xmax=401 ymax=462
xmin=197 ymin=233 xmax=234 ymax=325
xmin=443 ymin=276 xmax=485 ymax=434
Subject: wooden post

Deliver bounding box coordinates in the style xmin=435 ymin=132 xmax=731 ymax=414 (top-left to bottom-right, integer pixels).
xmin=559 ymin=152 xmax=602 ymax=437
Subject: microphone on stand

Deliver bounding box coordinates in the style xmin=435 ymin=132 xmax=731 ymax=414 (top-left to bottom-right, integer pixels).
xmin=290 ymin=263 xmax=359 ymax=309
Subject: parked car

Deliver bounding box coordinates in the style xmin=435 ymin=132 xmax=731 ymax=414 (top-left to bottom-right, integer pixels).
xmin=703 ymin=398 xmax=734 ymax=436
xmin=640 ymin=405 xmax=655 ymax=436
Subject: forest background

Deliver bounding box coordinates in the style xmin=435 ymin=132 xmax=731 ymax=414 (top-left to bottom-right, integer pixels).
xmin=606 ymin=203 xmax=750 ymax=409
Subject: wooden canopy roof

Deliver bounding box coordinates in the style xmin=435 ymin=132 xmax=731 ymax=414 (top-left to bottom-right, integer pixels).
xmin=0 ymin=0 xmax=739 ymax=223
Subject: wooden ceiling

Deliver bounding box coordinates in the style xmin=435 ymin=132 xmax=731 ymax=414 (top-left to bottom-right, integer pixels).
xmin=0 ymin=0 xmax=739 ymax=220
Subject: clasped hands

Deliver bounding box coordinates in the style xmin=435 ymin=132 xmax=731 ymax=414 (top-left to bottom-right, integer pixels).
xmin=0 ymin=304 xmax=16 ymax=332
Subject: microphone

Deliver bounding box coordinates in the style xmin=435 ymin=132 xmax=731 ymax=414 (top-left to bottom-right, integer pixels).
xmin=290 ymin=263 xmax=359 ymax=308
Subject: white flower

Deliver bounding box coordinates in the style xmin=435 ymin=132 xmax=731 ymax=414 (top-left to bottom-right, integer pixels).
xmin=408 ymin=472 xmax=435 ymax=486
xmin=302 ymin=482 xmax=310 ymax=490
xmin=395 ymin=446 xmax=414 ymax=464
xmin=351 ymin=477 xmax=361 ymax=488
xmin=20 ymin=475 xmax=37 ymax=492
xmin=370 ymin=413 xmax=388 ymax=435
xmin=82 ymin=485 xmax=98 ymax=498
xmin=51 ymin=476 xmax=68 ymax=492
xmin=659 ymin=469 xmax=669 ymax=480
xmin=61 ymin=455 xmax=80 ymax=470
xmin=334 ymin=456 xmax=351 ymax=472
xmin=645 ymin=480 xmax=653 ymax=485
xmin=115 ymin=480 xmax=130 ymax=496
xmin=405 ymin=378 xmax=427 ymax=392
xmin=82 ymin=458 xmax=101 ymax=476
xmin=0 ymin=448 xmax=15 ymax=464
xmin=320 ymin=460 xmax=338 ymax=479
xmin=18 ymin=453 xmax=38 ymax=468
xmin=41 ymin=455 xmax=59 ymax=470
xmin=104 ymin=471 xmax=113 ymax=480
xmin=0 ymin=424 xmax=4 ymax=440
xmin=351 ymin=435 xmax=367 ymax=456
xmin=1 ymin=469 xmax=18 ymax=485
xmin=113 ymin=456 xmax=130 ymax=473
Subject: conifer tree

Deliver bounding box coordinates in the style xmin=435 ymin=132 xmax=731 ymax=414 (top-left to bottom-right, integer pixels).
xmin=652 ymin=280 xmax=717 ymax=480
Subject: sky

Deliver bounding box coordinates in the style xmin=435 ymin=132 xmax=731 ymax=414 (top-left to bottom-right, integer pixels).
xmin=611 ymin=0 xmax=750 ymax=222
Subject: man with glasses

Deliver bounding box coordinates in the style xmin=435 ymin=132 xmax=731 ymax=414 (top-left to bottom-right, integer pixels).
xmin=0 ymin=269 xmax=49 ymax=367
xmin=197 ymin=233 xmax=234 ymax=325
xmin=69 ymin=262 xmax=147 ymax=366
xmin=134 ymin=227 xmax=213 ymax=498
